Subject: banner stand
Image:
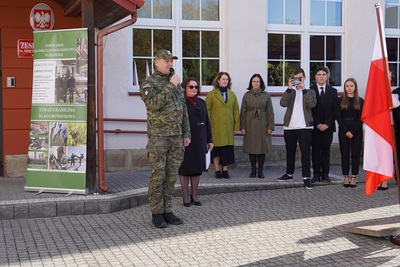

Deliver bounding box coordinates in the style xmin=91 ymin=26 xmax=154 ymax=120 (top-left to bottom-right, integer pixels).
xmin=26 ymin=28 xmax=89 ymax=195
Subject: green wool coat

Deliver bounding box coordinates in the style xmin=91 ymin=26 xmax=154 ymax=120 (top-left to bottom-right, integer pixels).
xmin=205 ymin=88 xmax=240 ymax=147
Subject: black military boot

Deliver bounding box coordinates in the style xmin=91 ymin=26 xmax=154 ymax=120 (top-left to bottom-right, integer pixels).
xmin=163 ymin=212 xmax=183 ymax=225
xmin=152 ymin=214 xmax=168 ymax=228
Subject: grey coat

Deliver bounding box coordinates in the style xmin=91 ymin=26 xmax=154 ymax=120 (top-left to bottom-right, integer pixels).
xmin=240 ymin=91 xmax=275 ymax=154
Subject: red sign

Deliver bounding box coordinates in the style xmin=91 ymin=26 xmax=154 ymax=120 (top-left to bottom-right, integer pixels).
xmin=30 ymin=3 xmax=55 ymax=31
xmin=18 ymin=39 xmax=34 ymax=58
xmin=32 ymin=9 xmax=52 ymax=30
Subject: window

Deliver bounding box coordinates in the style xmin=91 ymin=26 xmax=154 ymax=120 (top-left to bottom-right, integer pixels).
xmin=132 ymin=29 xmax=173 ymax=89
xmin=138 ymin=0 xmax=172 ymax=19
xmin=310 ymin=35 xmax=342 ymax=86
xmin=310 ymin=0 xmax=342 ymax=26
xmin=182 ymin=0 xmax=219 ymax=21
xmin=130 ymin=0 xmax=221 ymax=92
xmin=267 ymin=34 xmax=301 ymax=86
xmin=267 ymin=0 xmax=344 ymax=90
xmin=386 ymin=0 xmax=400 ymax=29
xmin=182 ymin=30 xmax=219 ymax=85
xmin=268 ymin=0 xmax=301 ymax=25
xmin=385 ymin=1 xmax=400 ymax=86
xmin=387 ymin=37 xmax=400 ymax=86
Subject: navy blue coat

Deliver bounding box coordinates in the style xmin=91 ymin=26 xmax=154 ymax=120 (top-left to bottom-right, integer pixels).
xmin=179 ymin=97 xmax=212 ymax=175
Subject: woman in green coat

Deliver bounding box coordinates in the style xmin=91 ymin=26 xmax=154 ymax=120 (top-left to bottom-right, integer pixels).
xmin=240 ymin=74 xmax=275 ymax=178
xmin=205 ymin=72 xmax=240 ymax=179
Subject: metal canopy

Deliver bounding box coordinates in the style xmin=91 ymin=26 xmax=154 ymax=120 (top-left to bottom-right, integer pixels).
xmin=51 ymin=0 xmax=132 ymax=29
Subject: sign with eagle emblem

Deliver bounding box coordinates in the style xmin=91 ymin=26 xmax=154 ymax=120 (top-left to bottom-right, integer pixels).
xmin=30 ymin=3 xmax=55 ymax=31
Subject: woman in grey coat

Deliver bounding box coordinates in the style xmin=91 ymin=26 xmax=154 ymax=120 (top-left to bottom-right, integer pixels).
xmin=240 ymin=74 xmax=275 ymax=178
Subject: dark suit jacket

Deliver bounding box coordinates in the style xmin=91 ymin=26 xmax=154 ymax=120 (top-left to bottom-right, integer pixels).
xmin=393 ymin=87 xmax=400 ymax=130
xmin=311 ymin=84 xmax=338 ymax=133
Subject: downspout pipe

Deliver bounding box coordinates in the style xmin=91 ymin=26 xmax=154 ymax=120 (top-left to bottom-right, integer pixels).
xmin=97 ymin=14 xmax=138 ymax=192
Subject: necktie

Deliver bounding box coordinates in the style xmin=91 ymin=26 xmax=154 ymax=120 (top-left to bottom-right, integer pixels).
xmin=320 ymin=87 xmax=325 ymax=105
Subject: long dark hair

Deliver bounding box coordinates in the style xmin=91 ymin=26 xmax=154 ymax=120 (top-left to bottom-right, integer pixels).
xmin=247 ymin=73 xmax=266 ymax=91
xmin=212 ymin=71 xmax=232 ymax=89
xmin=340 ymin=77 xmax=361 ymax=110
xmin=181 ymin=77 xmax=201 ymax=96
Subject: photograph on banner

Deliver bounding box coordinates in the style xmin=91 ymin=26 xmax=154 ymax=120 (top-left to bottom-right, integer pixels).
xmin=27 ymin=151 xmax=48 ymax=170
xmin=75 ymin=37 xmax=88 ymax=104
xmin=48 ymin=146 xmax=68 ymax=170
xmin=50 ymin=122 xmax=68 ymax=146
xmin=67 ymin=122 xmax=87 ymax=147
xmin=67 ymin=147 xmax=87 ymax=172
xmin=29 ymin=137 xmax=49 ymax=150
xmin=30 ymin=122 xmax=49 ymax=135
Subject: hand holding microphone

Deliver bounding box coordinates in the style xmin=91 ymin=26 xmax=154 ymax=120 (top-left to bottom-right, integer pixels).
xmin=169 ymin=68 xmax=180 ymax=87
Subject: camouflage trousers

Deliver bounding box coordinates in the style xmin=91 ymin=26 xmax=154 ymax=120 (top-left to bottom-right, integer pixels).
xmin=147 ymin=135 xmax=184 ymax=214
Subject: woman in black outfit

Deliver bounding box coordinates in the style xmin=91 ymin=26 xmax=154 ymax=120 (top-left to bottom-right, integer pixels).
xmin=179 ymin=78 xmax=213 ymax=207
xmin=336 ymin=78 xmax=364 ymax=187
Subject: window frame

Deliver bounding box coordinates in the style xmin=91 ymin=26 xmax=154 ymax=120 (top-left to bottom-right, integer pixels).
xmin=384 ymin=2 xmax=400 ymax=87
xmin=128 ymin=0 xmax=223 ymax=93
xmin=266 ymin=0 xmax=345 ymax=92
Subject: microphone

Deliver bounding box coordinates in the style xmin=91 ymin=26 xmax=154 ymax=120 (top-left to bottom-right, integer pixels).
xmin=169 ymin=68 xmax=180 ymax=87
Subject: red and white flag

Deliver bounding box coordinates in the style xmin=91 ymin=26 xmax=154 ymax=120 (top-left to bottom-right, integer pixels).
xmin=361 ymin=4 xmax=394 ymax=196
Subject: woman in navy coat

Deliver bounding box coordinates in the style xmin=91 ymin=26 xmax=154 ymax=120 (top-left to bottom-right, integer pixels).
xmin=179 ymin=78 xmax=213 ymax=207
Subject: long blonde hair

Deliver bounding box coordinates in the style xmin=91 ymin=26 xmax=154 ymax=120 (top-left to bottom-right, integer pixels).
xmin=340 ymin=78 xmax=361 ymax=110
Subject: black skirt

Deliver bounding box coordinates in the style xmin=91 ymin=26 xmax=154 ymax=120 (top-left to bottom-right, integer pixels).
xmin=211 ymin=145 xmax=235 ymax=166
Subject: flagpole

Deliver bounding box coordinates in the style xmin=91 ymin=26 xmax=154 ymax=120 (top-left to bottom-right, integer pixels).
xmin=375 ymin=3 xmax=400 ymax=204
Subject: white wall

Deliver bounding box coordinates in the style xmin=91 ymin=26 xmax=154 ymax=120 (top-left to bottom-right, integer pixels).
xmin=102 ymin=25 xmax=148 ymax=149
xmin=101 ymin=0 xmax=380 ymax=150
xmin=346 ymin=0 xmax=377 ymax=98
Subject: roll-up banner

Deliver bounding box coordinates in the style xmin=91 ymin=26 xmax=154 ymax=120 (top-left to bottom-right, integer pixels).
xmin=26 ymin=28 xmax=89 ymax=195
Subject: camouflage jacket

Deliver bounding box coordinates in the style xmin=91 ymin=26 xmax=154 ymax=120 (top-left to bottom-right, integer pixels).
xmin=140 ymin=71 xmax=191 ymax=138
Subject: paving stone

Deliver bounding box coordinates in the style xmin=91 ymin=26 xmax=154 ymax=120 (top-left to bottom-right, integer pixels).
xmin=56 ymin=201 xmax=71 ymax=216
xmin=28 ymin=202 xmax=43 ymax=218
xmin=0 ymin=205 xmax=13 ymax=220
xmin=70 ymin=201 xmax=84 ymax=215
xmin=97 ymin=200 xmax=111 ymax=214
xmin=13 ymin=203 xmax=28 ymax=219
xmin=84 ymin=200 xmax=98 ymax=214
xmin=42 ymin=202 xmax=57 ymax=218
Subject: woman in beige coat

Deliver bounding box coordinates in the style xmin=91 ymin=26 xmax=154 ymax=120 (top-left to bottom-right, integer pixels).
xmin=240 ymin=74 xmax=275 ymax=178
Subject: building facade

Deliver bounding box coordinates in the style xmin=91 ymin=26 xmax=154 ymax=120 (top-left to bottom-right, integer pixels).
xmin=2 ymin=0 xmax=400 ymax=176
xmin=100 ymin=1 xmax=399 ymax=161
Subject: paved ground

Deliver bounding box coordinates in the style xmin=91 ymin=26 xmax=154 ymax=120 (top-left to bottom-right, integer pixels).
xmin=1 ymin=166 xmax=400 ymax=266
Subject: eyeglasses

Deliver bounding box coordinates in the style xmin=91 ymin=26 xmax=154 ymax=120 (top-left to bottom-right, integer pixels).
xmin=188 ymin=85 xmax=199 ymax=89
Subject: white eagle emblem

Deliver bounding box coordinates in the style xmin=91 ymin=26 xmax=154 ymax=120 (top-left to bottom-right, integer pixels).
xmin=34 ymin=11 xmax=51 ymax=29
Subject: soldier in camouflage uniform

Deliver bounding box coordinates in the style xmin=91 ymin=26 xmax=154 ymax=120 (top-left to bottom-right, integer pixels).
xmin=140 ymin=49 xmax=191 ymax=228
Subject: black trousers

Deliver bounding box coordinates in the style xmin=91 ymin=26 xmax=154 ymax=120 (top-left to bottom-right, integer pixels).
xmin=338 ymin=129 xmax=363 ymax=175
xmin=312 ymin=130 xmax=334 ymax=176
xmin=284 ymin=129 xmax=312 ymax=177
xmin=395 ymin=129 xmax=400 ymax=181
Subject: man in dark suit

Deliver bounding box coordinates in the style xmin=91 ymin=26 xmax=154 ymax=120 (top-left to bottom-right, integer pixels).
xmin=311 ymin=66 xmax=338 ymax=183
